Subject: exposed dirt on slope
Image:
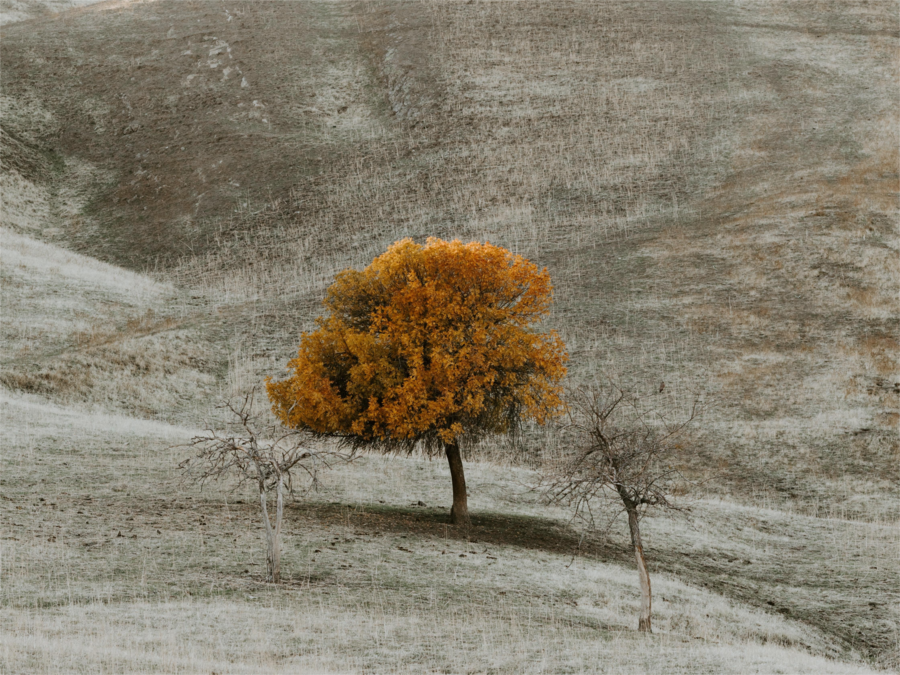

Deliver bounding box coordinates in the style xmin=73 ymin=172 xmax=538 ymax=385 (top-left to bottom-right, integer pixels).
xmin=1 ymin=0 xmax=383 ymax=266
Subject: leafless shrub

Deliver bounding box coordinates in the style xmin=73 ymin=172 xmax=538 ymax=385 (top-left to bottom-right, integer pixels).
xmin=545 ymin=381 xmax=704 ymax=632
xmin=179 ymin=388 xmax=351 ymax=583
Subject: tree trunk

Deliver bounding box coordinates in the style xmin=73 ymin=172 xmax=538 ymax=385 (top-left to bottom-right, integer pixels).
xmin=272 ymin=474 xmax=283 ymax=583
xmin=444 ymin=441 xmax=470 ymax=527
xmin=259 ymin=477 xmax=281 ymax=583
xmin=626 ymin=506 xmax=652 ymax=632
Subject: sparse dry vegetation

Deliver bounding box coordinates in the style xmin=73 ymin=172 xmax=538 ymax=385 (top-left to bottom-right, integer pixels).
xmin=1 ymin=0 xmax=897 ymax=672
xmin=181 ymin=389 xmax=345 ymax=583
xmin=546 ymin=383 xmax=705 ymax=633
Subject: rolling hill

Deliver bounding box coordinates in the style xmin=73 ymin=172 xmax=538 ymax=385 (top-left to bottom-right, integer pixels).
xmin=1 ymin=0 xmax=897 ymax=672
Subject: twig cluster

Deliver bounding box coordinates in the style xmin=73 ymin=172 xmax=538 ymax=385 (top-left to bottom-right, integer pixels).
xmin=544 ymin=381 xmax=705 ymax=632
xmin=179 ymin=389 xmax=347 ymax=497
xmin=545 ymin=383 xmax=703 ymax=526
xmin=179 ymin=388 xmax=352 ymax=583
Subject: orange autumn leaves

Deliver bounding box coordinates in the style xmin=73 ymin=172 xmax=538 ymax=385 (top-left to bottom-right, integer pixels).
xmin=266 ymin=238 xmax=568 ymax=448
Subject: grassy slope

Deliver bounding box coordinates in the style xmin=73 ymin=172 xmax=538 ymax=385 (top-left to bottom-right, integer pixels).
xmin=1 ymin=0 xmax=898 ymax=672
xmin=3 ymin=0 xmax=896 ymax=517
xmin=1 ymin=410 xmax=891 ymax=673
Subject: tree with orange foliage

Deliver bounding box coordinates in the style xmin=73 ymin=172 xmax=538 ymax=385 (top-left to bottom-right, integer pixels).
xmin=267 ymin=238 xmax=568 ymax=526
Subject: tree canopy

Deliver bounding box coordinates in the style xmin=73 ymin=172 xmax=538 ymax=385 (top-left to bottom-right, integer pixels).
xmin=266 ymin=238 xmax=568 ymax=453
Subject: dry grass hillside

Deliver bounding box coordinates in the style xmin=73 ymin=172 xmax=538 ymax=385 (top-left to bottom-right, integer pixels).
xmin=1 ymin=0 xmax=898 ymax=672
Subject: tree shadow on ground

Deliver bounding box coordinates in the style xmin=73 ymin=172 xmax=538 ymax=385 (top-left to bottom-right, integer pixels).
xmin=293 ymin=500 xmax=634 ymax=562
xmin=291 ymin=500 xmax=893 ymax=668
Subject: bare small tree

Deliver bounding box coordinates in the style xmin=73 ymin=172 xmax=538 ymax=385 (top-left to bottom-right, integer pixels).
xmin=545 ymin=382 xmax=703 ymax=633
xmin=180 ymin=388 xmax=346 ymax=583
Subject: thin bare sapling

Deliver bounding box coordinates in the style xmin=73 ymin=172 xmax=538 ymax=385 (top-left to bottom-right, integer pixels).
xmin=545 ymin=382 xmax=703 ymax=633
xmin=180 ymin=388 xmax=347 ymax=583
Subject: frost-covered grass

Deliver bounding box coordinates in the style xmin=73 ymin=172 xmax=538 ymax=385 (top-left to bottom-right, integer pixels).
xmin=1 ymin=0 xmax=897 ymax=672
xmin=0 ymin=412 xmax=886 ymax=673
xmin=0 ymin=229 xmax=168 ymax=303
xmin=0 ymin=228 xmax=217 ymax=422
xmin=0 ymin=228 xmax=173 ymax=361
xmin=1 ymin=598 xmax=878 ymax=675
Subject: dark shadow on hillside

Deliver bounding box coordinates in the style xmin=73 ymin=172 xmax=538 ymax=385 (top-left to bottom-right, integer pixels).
xmin=290 ymin=499 xmax=895 ymax=668
xmin=649 ymin=534 xmax=897 ymax=669
xmin=291 ymin=500 xmax=632 ymax=561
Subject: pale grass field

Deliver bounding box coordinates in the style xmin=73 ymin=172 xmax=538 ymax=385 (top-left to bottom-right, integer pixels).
xmin=0 ymin=228 xmax=172 ymax=359
xmin=2 ymin=327 xmax=895 ymax=673
xmin=0 ymin=0 xmax=108 ymax=25
xmin=1 ymin=0 xmax=898 ymax=672
xmin=0 ymin=226 xmax=218 ymax=423
xmin=1 ymin=405 xmax=890 ymax=674
xmin=1 ymin=602 xmax=877 ymax=675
